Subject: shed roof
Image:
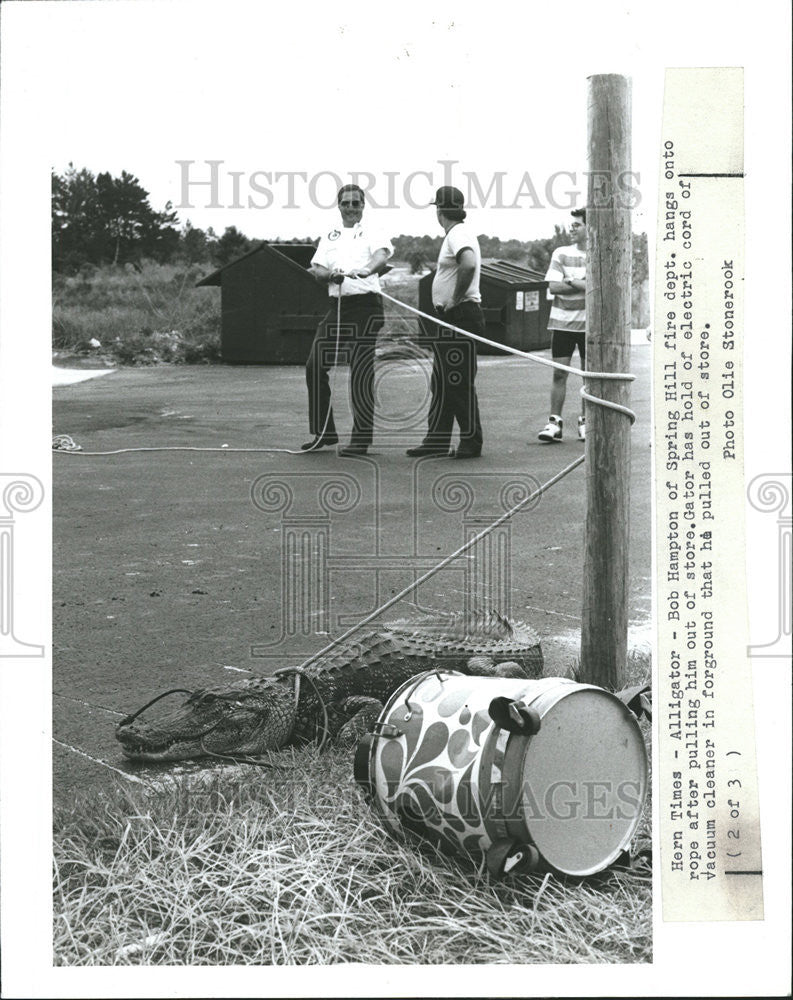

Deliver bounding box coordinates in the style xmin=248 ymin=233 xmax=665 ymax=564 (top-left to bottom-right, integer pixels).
xmin=196 ymin=242 xmax=317 ymax=287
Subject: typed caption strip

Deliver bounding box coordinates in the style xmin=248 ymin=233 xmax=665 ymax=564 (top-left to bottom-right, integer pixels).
xmin=654 ymin=67 xmax=764 ymax=921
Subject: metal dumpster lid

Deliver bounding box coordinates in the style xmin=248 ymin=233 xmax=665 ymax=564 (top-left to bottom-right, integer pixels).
xmin=481 ymin=260 xmax=546 ymax=285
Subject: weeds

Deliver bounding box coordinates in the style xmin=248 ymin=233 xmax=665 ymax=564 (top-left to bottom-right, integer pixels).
xmin=51 ymin=260 xmax=429 ymax=367
xmin=52 ymin=261 xmax=221 ymax=365
xmin=54 ymin=731 xmax=651 ymax=966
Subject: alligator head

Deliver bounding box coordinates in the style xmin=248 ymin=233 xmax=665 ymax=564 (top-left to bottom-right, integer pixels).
xmin=115 ymin=611 xmax=543 ymax=763
xmin=115 ymin=678 xmax=295 ymax=762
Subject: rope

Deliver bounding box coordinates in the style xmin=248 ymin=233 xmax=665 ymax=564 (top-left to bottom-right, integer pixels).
xmin=52 ymin=443 xmax=308 ymax=455
xmin=52 ymin=434 xmax=83 ymax=452
xmin=54 ymin=285 xmax=636 ymax=456
xmin=377 ymin=289 xmax=636 ymax=422
xmin=54 ymin=291 xmax=346 ymax=457
xmin=290 ymin=453 xmax=585 ymax=673
xmin=116 ymin=687 xmax=194 ymax=727
xmin=196 ymin=743 xmax=292 ymax=770
xmin=298 ymin=289 xmax=343 ymax=453
xmin=579 ymin=388 xmax=636 ymax=421
xmin=273 ymin=664 xmax=332 ymax=749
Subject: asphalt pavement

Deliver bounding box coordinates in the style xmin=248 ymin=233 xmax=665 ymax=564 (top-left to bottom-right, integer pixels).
xmin=53 ymin=344 xmax=652 ymax=800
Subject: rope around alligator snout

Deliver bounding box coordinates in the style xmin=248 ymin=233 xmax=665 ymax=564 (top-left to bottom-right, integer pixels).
xmin=273 ymin=665 xmax=332 ymax=749
xmin=116 ymin=688 xmax=194 ymax=727
xmin=119 ymin=670 xmax=332 ymax=762
xmin=195 ymin=667 xmax=333 ymax=767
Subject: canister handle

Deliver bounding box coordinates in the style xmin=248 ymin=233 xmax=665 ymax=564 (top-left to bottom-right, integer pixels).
xmin=615 ymin=683 xmax=652 ymax=721
xmin=486 ymin=838 xmax=540 ymax=878
xmin=488 ymin=697 xmax=542 ymax=735
xmin=370 ymin=721 xmax=403 ymax=738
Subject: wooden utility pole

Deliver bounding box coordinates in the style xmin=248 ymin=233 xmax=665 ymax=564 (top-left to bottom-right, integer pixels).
xmin=580 ymin=74 xmax=632 ymax=689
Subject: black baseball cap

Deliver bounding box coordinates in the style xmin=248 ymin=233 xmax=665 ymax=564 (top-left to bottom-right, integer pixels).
xmin=430 ymin=185 xmax=465 ymax=209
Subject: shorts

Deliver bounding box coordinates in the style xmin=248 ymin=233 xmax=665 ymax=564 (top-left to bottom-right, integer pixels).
xmin=550 ymin=329 xmax=586 ymax=363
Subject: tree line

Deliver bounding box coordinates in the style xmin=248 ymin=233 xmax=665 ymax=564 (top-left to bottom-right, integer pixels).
xmin=52 ymin=165 xmax=648 ymax=281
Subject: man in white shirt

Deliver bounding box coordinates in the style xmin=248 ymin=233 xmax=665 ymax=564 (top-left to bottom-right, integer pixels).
xmin=406 ymin=186 xmax=484 ymax=459
xmin=304 ymin=184 xmax=393 ymax=456
xmin=537 ymin=208 xmax=587 ymax=443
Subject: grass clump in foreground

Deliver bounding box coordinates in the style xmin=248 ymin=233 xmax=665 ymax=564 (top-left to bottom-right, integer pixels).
xmin=54 ymin=731 xmax=651 ymax=966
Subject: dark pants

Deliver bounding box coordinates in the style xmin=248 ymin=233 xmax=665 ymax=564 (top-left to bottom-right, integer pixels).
xmin=305 ymin=293 xmax=384 ymax=447
xmin=421 ymin=300 xmax=484 ymax=452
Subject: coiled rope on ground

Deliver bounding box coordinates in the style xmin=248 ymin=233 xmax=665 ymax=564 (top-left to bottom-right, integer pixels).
xmin=53 ymin=287 xmax=635 ymax=456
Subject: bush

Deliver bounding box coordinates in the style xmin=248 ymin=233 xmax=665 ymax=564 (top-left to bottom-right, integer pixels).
xmin=407 ymin=251 xmax=425 ymax=274
xmin=52 ymin=260 xmax=220 ymax=365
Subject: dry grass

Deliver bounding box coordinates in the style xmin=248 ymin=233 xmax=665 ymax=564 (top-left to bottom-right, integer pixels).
xmin=52 ymin=260 xmax=427 ymax=366
xmin=52 ymin=261 xmax=221 ymax=364
xmin=54 ymin=725 xmax=651 ymax=966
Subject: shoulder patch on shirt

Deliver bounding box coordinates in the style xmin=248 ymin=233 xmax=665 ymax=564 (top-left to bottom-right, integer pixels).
xmin=328 ymin=229 xmax=340 ymax=241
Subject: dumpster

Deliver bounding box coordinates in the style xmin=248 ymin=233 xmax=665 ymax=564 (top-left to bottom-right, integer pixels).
xmin=197 ymin=242 xmax=328 ymax=364
xmin=418 ymin=260 xmax=551 ymax=354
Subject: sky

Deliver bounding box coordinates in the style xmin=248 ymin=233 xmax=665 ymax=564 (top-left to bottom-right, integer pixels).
xmin=34 ymin=2 xmax=673 ymax=241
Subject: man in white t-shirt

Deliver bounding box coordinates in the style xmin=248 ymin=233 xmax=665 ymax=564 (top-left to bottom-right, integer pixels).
xmin=303 ymin=184 xmax=393 ymax=456
xmin=537 ymin=208 xmax=587 ymax=443
xmin=406 ymin=186 xmax=484 ymax=459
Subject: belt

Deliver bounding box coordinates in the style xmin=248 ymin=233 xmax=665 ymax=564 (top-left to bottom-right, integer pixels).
xmin=434 ymin=300 xmax=480 ymax=314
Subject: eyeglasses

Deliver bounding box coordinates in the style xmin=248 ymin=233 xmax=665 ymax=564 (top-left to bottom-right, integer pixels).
xmin=340 ymin=201 xmax=363 ymax=208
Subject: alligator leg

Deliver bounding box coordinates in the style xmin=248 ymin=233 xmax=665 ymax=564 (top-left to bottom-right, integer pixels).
xmin=466 ymin=656 xmax=531 ymax=678
xmin=331 ymin=663 xmax=529 ymax=746
xmin=334 ymin=696 xmax=386 ymax=744
xmin=492 ymin=660 xmax=530 ymax=678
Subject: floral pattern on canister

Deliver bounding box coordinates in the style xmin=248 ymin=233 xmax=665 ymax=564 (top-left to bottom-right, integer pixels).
xmin=367 ymin=672 xmax=650 ymax=877
xmin=372 ymin=673 xmax=505 ymax=857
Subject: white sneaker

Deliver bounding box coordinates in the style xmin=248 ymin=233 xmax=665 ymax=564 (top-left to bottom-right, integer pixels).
xmin=577 ymin=416 xmax=586 ymax=441
xmin=538 ymin=415 xmax=563 ymax=443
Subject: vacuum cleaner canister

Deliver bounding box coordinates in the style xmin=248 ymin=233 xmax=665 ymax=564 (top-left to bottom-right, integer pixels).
xmin=355 ymin=671 xmax=648 ymax=878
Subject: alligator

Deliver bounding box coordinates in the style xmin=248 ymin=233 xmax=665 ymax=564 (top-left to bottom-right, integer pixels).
xmin=115 ymin=611 xmax=543 ymax=763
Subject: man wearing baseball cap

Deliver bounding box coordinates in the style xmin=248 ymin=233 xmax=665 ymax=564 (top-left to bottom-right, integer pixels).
xmin=406 ymin=185 xmax=484 ymax=459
